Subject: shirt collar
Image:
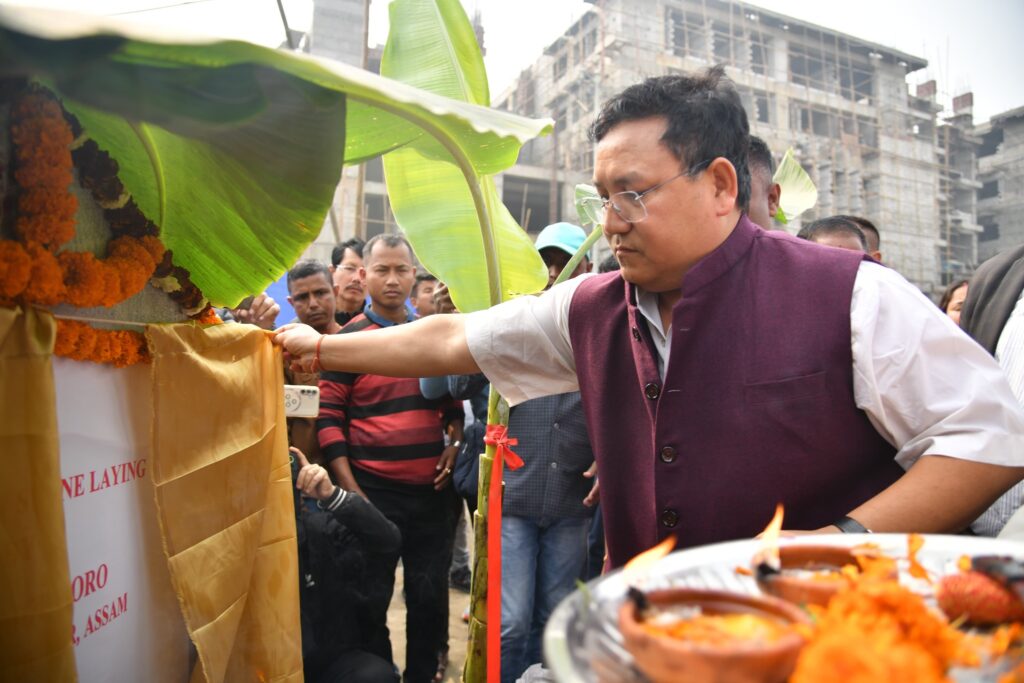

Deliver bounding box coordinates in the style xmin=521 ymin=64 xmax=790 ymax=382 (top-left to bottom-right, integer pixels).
xmin=364 ymin=305 xmax=415 ymax=327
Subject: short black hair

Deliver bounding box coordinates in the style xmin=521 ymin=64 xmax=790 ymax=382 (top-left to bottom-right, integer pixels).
xmin=287 ymin=259 xmax=332 ymax=292
xmin=797 ymin=216 xmax=868 ymax=251
xmin=938 ymin=278 xmax=969 ymax=313
xmin=331 ymin=237 xmax=365 ymax=266
xmin=412 ymin=272 xmax=438 ymax=297
xmin=835 ymin=215 xmax=879 ymax=251
xmin=589 ymin=66 xmax=751 ymax=210
xmin=598 ymin=254 xmax=621 ymax=273
xmin=363 ymin=233 xmax=415 ymax=265
xmin=748 ymin=136 xmax=775 ymax=176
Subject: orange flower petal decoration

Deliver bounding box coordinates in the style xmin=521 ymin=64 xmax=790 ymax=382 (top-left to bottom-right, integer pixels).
xmin=59 ymin=251 xmax=106 ymax=308
xmin=5 ymin=86 xmax=167 ymax=368
xmin=907 ymin=533 xmax=930 ymax=582
xmin=0 ymin=240 xmax=32 ymax=301
xmin=54 ymin=320 xmax=149 ymax=367
xmin=22 ymin=242 xmax=66 ymax=306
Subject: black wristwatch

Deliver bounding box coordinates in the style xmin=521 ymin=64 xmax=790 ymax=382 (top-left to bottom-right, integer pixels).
xmin=833 ymin=515 xmax=872 ymax=533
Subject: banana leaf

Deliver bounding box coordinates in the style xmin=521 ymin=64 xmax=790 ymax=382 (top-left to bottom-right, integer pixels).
xmin=380 ymin=0 xmax=548 ymax=312
xmin=379 ymin=2 xmax=551 ymax=680
xmin=0 ymin=5 xmax=551 ymax=307
xmin=772 ymin=147 xmax=818 ymax=225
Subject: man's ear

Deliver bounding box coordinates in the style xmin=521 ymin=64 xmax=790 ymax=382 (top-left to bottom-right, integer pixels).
xmin=358 ymin=266 xmax=367 ymax=280
xmin=707 ymin=157 xmax=739 ymax=217
xmin=332 ymin=284 xmax=340 ymax=297
xmin=768 ymin=183 xmax=782 ymax=218
xmin=286 ymin=295 xmax=294 ymax=307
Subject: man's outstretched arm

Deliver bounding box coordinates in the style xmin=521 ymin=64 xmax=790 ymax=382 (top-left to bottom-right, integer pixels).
xmin=274 ymin=314 xmax=480 ymax=378
xmin=817 ymin=455 xmax=1024 ymax=534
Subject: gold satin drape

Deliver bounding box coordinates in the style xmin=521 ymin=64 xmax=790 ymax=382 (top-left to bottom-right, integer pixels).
xmin=147 ymin=323 xmax=302 ymax=683
xmin=0 ymin=306 xmax=76 ymax=681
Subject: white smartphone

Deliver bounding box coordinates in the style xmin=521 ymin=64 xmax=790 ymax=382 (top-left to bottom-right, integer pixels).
xmin=284 ymin=385 xmax=320 ymax=418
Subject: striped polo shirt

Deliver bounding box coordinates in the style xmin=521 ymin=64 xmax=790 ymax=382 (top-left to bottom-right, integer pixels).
xmin=317 ymin=307 xmax=463 ymax=486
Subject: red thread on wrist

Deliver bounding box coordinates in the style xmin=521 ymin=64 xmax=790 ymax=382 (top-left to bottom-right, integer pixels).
xmin=312 ymin=334 xmax=325 ymax=372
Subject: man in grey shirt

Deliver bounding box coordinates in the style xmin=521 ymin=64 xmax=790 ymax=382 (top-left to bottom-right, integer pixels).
xmin=500 ymin=223 xmax=596 ymax=683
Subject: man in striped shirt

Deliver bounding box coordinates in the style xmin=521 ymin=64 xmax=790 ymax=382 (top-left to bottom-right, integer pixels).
xmin=317 ymin=233 xmax=464 ymax=683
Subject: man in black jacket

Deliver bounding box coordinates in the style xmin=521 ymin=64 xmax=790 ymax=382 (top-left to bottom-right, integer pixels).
xmin=292 ymin=447 xmax=401 ymax=683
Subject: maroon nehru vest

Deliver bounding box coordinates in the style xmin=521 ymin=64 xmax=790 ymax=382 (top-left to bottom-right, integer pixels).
xmin=567 ymin=215 xmax=901 ymax=568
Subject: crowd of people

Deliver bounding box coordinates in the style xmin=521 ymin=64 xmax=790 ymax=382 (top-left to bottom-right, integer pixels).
xmin=217 ymin=66 xmax=1024 ymax=683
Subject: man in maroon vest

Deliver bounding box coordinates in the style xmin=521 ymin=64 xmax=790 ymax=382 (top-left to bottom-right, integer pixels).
xmin=275 ymin=67 xmax=1024 ymax=569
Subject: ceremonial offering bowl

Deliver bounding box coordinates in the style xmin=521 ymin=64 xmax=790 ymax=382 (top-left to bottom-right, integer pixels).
xmin=618 ymin=587 xmax=809 ymax=683
xmin=754 ymin=544 xmax=885 ymax=607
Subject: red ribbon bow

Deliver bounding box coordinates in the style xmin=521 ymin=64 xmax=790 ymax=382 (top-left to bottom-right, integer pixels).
xmin=482 ymin=423 xmax=524 ymax=682
xmin=484 ymin=424 xmax=524 ymax=470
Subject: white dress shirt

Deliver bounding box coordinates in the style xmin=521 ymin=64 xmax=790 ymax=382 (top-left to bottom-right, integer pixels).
xmin=983 ymin=289 xmax=1024 ymax=537
xmin=465 ymin=261 xmax=1024 ymax=478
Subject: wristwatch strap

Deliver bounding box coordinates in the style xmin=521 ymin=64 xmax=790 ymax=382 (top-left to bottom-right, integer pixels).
xmin=833 ymin=515 xmax=872 ymax=533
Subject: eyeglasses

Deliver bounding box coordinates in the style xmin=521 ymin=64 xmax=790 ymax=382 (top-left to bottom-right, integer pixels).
xmin=580 ymin=160 xmax=712 ymax=225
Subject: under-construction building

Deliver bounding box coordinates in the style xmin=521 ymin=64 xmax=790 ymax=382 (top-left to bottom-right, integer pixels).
xmin=976 ymin=106 xmax=1024 ymax=264
xmin=495 ymin=0 xmax=984 ymax=294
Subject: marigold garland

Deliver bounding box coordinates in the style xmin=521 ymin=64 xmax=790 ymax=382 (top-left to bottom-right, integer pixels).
xmin=789 ymin=537 xmax=1024 ymax=683
xmin=22 ymin=241 xmax=66 ymax=306
xmin=1 ymin=85 xmax=223 ymax=366
xmin=67 ymin=111 xmax=211 ymax=320
xmin=0 ymin=241 xmax=31 ymax=302
xmin=10 ymin=91 xmax=77 ymax=250
xmin=0 ymin=85 xmax=180 ymax=367
xmin=54 ymin=319 xmax=148 ymax=368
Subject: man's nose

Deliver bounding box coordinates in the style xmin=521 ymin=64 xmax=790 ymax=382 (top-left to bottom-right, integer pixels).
xmin=603 ymin=208 xmax=630 ymax=234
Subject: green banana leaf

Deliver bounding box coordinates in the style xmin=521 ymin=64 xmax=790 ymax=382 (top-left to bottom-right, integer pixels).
xmin=772 ymin=147 xmax=818 ymax=225
xmin=544 ymin=183 xmax=605 ymax=286
xmin=0 ymin=5 xmax=551 ymax=307
xmin=380 ymin=0 xmax=548 ymax=312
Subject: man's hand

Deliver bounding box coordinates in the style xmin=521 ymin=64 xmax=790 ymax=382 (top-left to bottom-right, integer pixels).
xmin=433 ymin=444 xmax=458 ymax=491
xmin=274 ymin=323 xmax=321 ymax=373
xmin=432 ymin=282 xmax=457 ymax=315
xmin=292 ymin=447 xmax=335 ymax=500
xmin=233 ymin=293 xmax=280 ymax=330
xmin=582 ymin=462 xmax=600 ymax=507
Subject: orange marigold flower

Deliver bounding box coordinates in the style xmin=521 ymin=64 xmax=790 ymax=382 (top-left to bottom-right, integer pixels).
xmin=907 ymin=533 xmax=930 ymax=582
xmin=92 ymin=330 xmax=112 ymax=363
xmin=98 ymin=263 xmax=124 ymax=307
xmin=792 ymin=575 xmax=977 ymax=682
xmin=109 ymin=236 xmax=155 ymax=268
xmin=0 ymin=240 xmax=32 ymax=301
xmin=60 ymin=251 xmax=108 ymax=308
xmin=194 ymin=306 xmax=223 ymax=325
xmin=111 ymin=259 xmax=152 ymax=301
xmin=54 ymin=321 xmax=149 ymax=367
xmin=22 ymin=242 xmax=66 ymax=306
xmin=70 ymin=323 xmax=98 ymax=361
xmin=14 ymin=163 xmax=74 ymax=190
xmin=136 ymin=235 xmax=167 ymax=267
xmin=791 ymin=625 xmax=947 ymax=683
xmin=54 ymin=320 xmax=83 ymax=357
xmin=16 ymin=187 xmax=77 ymax=219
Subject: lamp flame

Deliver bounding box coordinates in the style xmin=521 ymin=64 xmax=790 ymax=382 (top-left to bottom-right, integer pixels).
xmin=754 ymin=503 xmax=785 ymax=573
xmin=625 ymin=535 xmax=676 ymax=573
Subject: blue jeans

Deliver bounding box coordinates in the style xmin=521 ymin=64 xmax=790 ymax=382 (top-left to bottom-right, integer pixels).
xmin=500 ymin=515 xmax=590 ymax=683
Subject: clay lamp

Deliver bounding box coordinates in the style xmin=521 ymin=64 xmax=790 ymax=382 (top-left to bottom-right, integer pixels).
xmin=617 ymin=533 xmax=810 ymax=683
xmin=619 ymin=587 xmax=810 ymax=683
xmin=752 ymin=506 xmax=892 ymax=607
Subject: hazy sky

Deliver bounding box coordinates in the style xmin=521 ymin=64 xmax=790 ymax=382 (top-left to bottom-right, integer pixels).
xmin=5 ymin=0 xmax=1022 ymax=122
